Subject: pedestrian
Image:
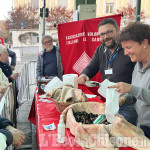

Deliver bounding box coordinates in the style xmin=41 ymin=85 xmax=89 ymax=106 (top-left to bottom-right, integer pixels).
xmin=77 ymin=18 xmax=137 ymax=125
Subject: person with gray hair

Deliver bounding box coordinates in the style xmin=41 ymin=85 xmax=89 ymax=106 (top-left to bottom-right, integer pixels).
xmin=0 ymin=40 xmax=16 ymax=71
xmin=0 ymin=44 xmax=19 ymax=82
xmin=36 ymin=35 xmax=63 ymax=81
xmin=77 ymin=18 xmax=137 ymax=126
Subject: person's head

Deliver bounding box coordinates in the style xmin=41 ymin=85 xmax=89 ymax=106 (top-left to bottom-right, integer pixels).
xmin=0 ymin=44 xmax=8 ymax=63
xmin=98 ymin=18 xmax=119 ymax=50
xmin=117 ymin=22 xmax=150 ymax=63
xmin=42 ymin=35 xmax=53 ymax=52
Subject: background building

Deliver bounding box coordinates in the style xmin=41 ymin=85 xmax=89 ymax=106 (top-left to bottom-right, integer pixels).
xmin=13 ymin=0 xmax=150 ymax=19
xmin=12 ymin=0 xmax=150 ymax=48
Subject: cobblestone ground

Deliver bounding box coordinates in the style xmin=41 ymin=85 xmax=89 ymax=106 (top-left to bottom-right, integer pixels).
xmin=12 ymin=47 xmax=38 ymax=150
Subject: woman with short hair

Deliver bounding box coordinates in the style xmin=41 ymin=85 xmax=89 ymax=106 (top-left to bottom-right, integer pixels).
xmin=109 ymin=22 xmax=150 ymax=139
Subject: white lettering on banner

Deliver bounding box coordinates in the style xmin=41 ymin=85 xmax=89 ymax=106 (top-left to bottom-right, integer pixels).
xmin=87 ymin=32 xmax=99 ymax=36
xmin=65 ymin=32 xmax=100 ymax=45
xmin=83 ymin=37 xmax=87 ymax=41
xmin=92 ymin=37 xmax=100 ymax=42
xmin=66 ymin=32 xmax=85 ymax=40
xmin=66 ymin=39 xmax=79 ymax=45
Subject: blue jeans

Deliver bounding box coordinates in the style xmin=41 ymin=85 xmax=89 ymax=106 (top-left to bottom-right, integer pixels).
xmin=118 ymin=103 xmax=138 ymax=126
xmin=140 ymin=125 xmax=150 ymax=139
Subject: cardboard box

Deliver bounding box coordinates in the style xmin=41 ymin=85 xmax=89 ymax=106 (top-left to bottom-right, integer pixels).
xmin=37 ymin=76 xmax=54 ymax=94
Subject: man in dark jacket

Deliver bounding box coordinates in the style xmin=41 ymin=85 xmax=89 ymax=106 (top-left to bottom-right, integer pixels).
xmin=36 ymin=35 xmax=63 ymax=81
xmin=0 ymin=116 xmax=25 ymax=148
xmin=77 ymin=18 xmax=137 ymax=125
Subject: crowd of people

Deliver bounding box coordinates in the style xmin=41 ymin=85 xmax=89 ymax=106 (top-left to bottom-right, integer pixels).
xmin=1 ymin=17 xmax=150 ymax=149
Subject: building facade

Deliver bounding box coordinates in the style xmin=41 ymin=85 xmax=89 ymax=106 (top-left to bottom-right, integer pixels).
xmin=13 ymin=0 xmax=150 ymax=18
xmin=12 ymin=0 xmax=150 ymax=47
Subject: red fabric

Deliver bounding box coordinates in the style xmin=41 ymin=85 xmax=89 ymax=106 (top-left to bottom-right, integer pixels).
xmin=0 ymin=38 xmax=4 ymax=44
xmin=28 ymin=87 xmax=134 ymax=150
xmin=28 ymin=95 xmax=36 ymax=125
xmin=58 ymin=14 xmax=121 ymax=83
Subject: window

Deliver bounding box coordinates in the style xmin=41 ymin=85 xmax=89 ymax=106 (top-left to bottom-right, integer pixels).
xmin=106 ymin=3 xmax=114 ymax=14
xmin=58 ymin=0 xmax=67 ymax=8
xmin=31 ymin=0 xmax=39 ymax=9
xmin=76 ymin=0 xmax=96 ymax=10
xmin=87 ymin=0 xmax=96 ymax=4
xmin=130 ymin=0 xmax=136 ymax=8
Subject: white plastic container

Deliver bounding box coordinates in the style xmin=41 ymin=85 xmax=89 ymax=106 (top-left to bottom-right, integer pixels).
xmin=58 ymin=115 xmax=65 ymax=143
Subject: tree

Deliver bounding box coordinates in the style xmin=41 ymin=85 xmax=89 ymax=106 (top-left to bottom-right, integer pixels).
xmin=114 ymin=4 xmax=145 ymax=27
xmin=6 ymin=5 xmax=39 ymax=30
xmin=0 ymin=21 xmax=9 ymax=39
xmin=46 ymin=6 xmax=73 ymax=29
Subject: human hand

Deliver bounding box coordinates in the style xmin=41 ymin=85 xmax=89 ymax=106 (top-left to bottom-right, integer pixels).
xmin=0 ymin=85 xmax=7 ymax=94
xmin=5 ymin=126 xmax=25 ymax=148
xmin=11 ymin=72 xmax=19 ymax=80
xmin=108 ymin=82 xmax=131 ymax=94
xmin=119 ymin=96 xmax=126 ymax=106
xmin=77 ymin=74 xmax=89 ymax=85
xmin=6 ymin=83 xmax=13 ymax=88
xmin=11 ymin=65 xmax=15 ymax=71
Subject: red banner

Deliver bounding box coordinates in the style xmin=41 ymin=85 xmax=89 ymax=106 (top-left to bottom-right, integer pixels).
xmin=58 ymin=14 xmax=121 ymax=83
xmin=0 ymin=38 xmax=4 ymax=44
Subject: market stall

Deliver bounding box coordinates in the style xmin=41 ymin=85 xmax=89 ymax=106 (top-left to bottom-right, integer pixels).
xmin=28 ymin=85 xmax=137 ymax=150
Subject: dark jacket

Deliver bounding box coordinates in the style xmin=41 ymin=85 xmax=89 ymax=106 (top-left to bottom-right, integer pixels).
xmin=36 ymin=46 xmax=64 ymax=81
xmin=0 ymin=61 xmax=13 ymax=82
xmin=6 ymin=48 xmax=16 ymax=66
xmin=81 ymin=44 xmax=135 ymax=84
xmin=81 ymin=44 xmax=138 ymax=125
xmin=0 ymin=116 xmax=13 ymax=147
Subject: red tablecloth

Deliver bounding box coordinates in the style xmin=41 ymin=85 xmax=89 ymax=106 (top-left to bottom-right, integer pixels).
xmin=28 ymin=85 xmax=135 ymax=150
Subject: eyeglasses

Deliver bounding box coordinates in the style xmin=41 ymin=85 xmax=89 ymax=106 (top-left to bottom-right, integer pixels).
xmin=43 ymin=40 xmax=53 ymax=45
xmin=98 ymin=29 xmax=115 ymax=38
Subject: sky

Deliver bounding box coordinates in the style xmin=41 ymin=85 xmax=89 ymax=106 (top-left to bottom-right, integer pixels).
xmin=0 ymin=0 xmax=13 ymax=20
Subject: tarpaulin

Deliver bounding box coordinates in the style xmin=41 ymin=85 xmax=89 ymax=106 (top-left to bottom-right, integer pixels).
xmin=58 ymin=14 xmax=121 ymax=83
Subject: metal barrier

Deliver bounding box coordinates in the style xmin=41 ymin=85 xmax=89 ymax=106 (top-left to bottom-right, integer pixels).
xmin=0 ymin=61 xmax=37 ymax=150
xmin=0 ymin=86 xmax=14 ymax=122
xmin=0 ymin=61 xmax=37 ymax=117
xmin=16 ymin=61 xmax=37 ymax=103
xmin=0 ymin=86 xmax=14 ymax=150
xmin=27 ymin=61 xmax=37 ymax=86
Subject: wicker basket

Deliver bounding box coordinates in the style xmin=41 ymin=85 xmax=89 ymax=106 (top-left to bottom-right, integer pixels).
xmin=53 ymin=100 xmax=75 ymax=113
